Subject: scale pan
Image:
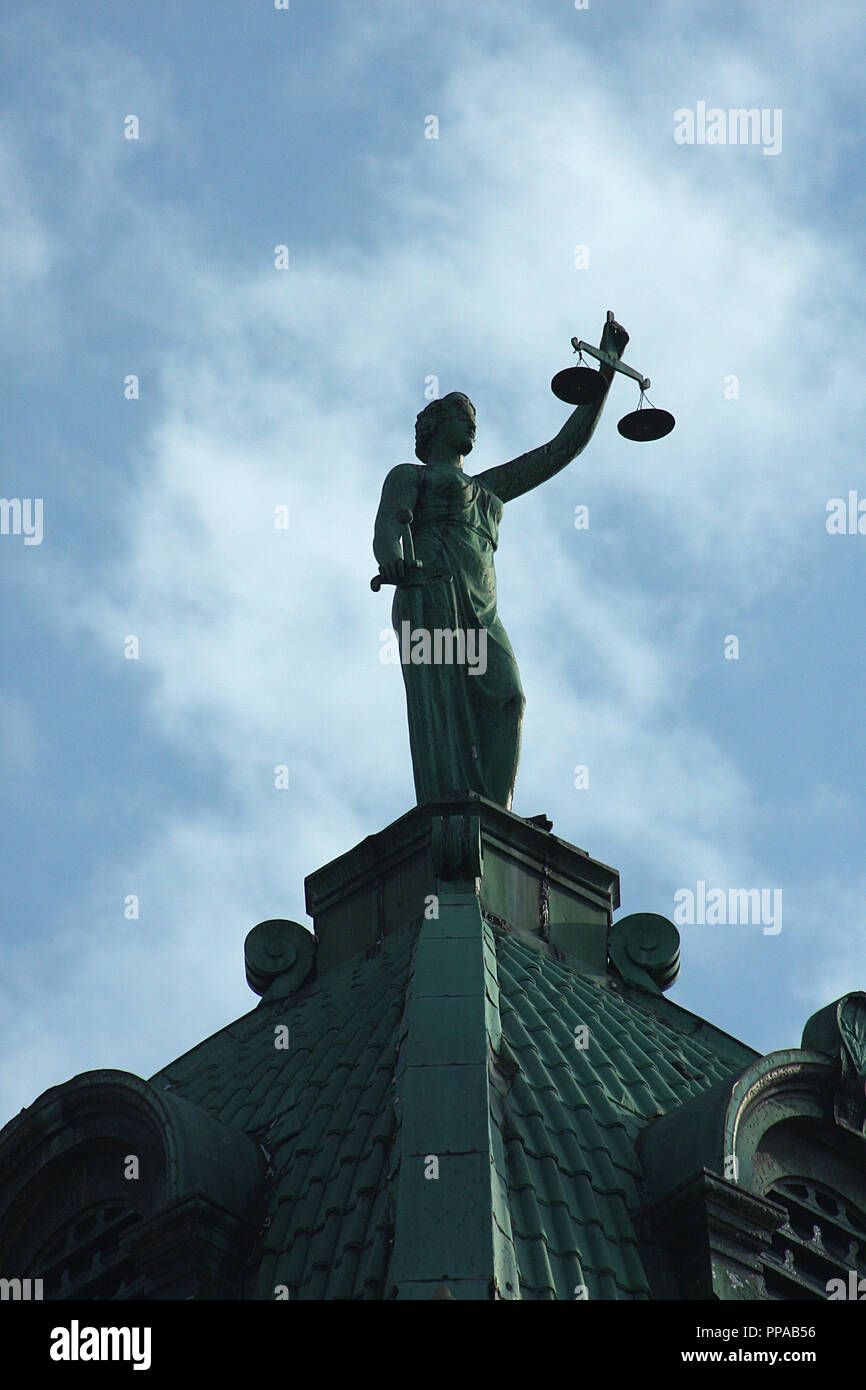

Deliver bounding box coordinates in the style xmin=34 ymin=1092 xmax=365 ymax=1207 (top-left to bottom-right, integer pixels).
xmin=617 ymin=407 xmax=675 ymax=442
xmin=551 ymin=366 xmax=606 ymax=405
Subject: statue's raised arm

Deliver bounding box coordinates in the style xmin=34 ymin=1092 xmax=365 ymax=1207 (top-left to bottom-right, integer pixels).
xmin=474 ymin=315 xmax=630 ymax=503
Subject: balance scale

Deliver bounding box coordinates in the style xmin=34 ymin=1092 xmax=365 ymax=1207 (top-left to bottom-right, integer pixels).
xmin=551 ymin=310 xmax=675 ymax=441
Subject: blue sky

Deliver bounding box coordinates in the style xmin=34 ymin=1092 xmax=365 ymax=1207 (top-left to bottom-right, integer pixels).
xmin=1 ymin=0 xmax=864 ymax=1123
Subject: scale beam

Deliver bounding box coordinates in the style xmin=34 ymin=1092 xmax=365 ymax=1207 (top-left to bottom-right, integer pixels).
xmin=570 ymin=337 xmax=650 ymax=392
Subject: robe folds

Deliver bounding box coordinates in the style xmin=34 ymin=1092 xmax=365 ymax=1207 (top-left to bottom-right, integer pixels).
xmin=392 ymin=464 xmax=525 ymax=809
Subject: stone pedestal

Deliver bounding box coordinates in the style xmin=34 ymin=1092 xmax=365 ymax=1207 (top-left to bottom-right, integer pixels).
xmin=305 ymin=793 xmax=620 ymax=978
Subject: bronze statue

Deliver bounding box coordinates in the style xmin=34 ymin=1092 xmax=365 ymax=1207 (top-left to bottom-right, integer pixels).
xmin=373 ymin=315 xmax=631 ymax=810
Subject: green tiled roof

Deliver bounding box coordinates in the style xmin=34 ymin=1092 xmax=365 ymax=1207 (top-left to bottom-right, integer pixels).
xmin=3 ymin=799 xmax=851 ymax=1302
xmin=151 ymin=923 xmax=418 ymax=1299
xmin=494 ymin=929 xmax=757 ymax=1299
xmin=146 ymin=905 xmax=757 ymax=1299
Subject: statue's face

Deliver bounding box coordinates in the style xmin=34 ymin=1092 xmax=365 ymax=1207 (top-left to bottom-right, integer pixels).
xmin=436 ymin=402 xmax=476 ymax=456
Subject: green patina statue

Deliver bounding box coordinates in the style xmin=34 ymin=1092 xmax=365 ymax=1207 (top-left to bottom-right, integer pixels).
xmin=373 ymin=315 xmax=629 ymax=811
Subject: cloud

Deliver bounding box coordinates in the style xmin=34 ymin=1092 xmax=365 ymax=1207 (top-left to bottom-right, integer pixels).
xmin=0 ymin=4 xmax=863 ymax=1116
xmin=0 ymin=135 xmax=56 ymax=355
xmin=790 ymin=880 xmax=866 ymax=1016
xmin=0 ymin=693 xmax=38 ymax=775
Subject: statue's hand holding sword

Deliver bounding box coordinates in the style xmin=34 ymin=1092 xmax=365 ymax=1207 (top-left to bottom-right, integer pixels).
xmin=371 ymin=509 xmax=424 ymax=591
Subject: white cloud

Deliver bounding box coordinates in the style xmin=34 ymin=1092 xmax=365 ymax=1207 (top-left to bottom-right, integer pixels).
xmin=0 ymin=693 xmax=38 ymax=775
xmin=1 ymin=4 xmax=863 ymax=1115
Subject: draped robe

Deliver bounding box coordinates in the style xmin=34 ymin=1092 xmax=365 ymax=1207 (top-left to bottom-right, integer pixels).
xmin=392 ymin=464 xmax=525 ymax=809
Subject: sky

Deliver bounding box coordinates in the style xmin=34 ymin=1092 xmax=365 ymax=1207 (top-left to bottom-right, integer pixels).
xmin=1 ymin=0 xmax=864 ymax=1124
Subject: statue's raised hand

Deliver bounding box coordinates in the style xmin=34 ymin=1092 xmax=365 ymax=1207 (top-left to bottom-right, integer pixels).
xmin=600 ymin=315 xmax=629 ymax=363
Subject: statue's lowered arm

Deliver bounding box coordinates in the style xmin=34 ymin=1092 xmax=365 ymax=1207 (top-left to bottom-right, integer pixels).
xmin=373 ymin=463 xmax=421 ymax=585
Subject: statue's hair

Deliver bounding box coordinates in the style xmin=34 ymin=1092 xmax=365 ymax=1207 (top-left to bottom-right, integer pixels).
xmin=414 ymin=392 xmax=475 ymax=463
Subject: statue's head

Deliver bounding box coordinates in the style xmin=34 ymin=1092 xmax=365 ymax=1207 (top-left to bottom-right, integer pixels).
xmin=415 ymin=392 xmax=476 ymax=463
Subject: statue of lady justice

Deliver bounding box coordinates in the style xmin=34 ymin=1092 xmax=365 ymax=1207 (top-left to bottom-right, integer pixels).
xmin=373 ymin=314 xmax=630 ymax=812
